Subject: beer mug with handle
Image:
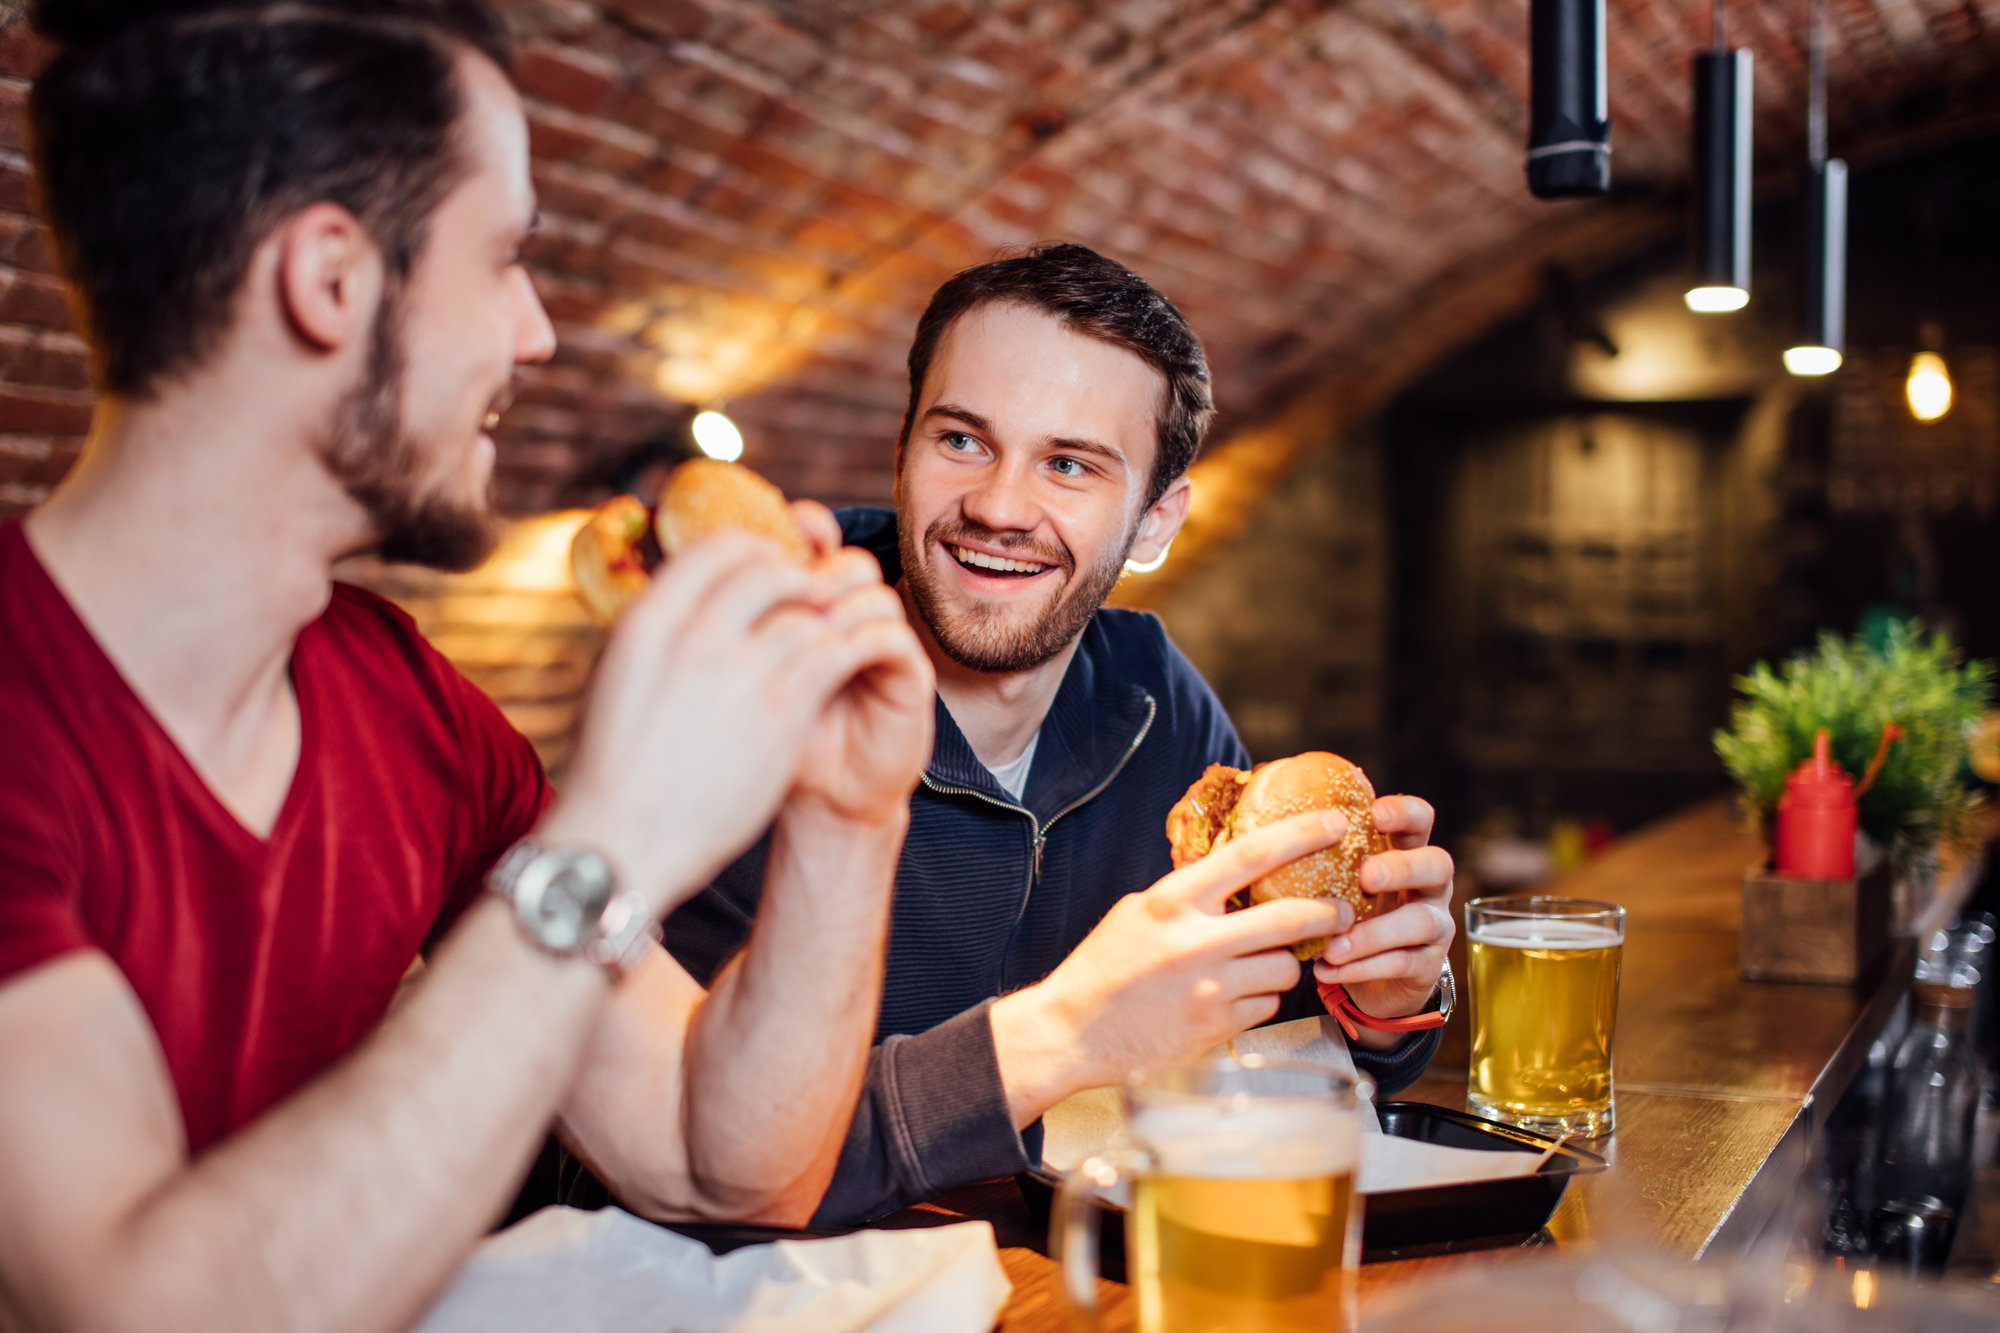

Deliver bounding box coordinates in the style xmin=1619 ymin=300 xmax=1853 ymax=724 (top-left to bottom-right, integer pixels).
xmin=1053 ymin=1056 xmax=1364 ymax=1333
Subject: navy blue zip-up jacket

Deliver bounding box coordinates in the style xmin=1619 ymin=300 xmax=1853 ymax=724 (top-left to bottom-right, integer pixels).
xmin=660 ymin=508 xmax=1439 ymax=1224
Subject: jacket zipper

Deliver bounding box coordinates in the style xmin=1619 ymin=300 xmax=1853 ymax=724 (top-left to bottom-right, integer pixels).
xmin=1028 ymin=695 xmax=1157 ymax=890
xmin=916 ymin=694 xmax=1160 ymax=932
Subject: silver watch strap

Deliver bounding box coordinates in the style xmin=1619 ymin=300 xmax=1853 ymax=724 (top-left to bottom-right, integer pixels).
xmin=488 ymin=840 xmax=658 ymax=979
xmin=584 ymin=890 xmax=662 ymax=976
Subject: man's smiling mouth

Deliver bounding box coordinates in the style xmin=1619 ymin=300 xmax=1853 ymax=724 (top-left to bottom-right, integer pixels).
xmin=949 ymin=543 xmax=1052 ymax=577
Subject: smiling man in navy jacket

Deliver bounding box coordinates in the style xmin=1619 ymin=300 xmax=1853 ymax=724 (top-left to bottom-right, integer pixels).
xmin=661 ymin=243 xmax=1457 ymax=1223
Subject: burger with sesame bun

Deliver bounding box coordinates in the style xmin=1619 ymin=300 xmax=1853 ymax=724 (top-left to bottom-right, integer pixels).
xmin=1165 ymin=752 xmax=1396 ymax=962
xmin=570 ymin=458 xmax=812 ymax=625
xmin=1168 ymin=752 xmax=1450 ymax=1040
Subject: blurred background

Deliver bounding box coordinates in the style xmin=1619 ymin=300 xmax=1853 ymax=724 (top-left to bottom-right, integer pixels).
xmin=2 ymin=0 xmax=1999 ymax=848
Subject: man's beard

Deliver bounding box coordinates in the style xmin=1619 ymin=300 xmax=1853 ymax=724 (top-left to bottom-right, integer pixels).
xmin=900 ymin=512 xmax=1131 ymax=674
xmin=319 ymin=295 xmax=497 ymax=572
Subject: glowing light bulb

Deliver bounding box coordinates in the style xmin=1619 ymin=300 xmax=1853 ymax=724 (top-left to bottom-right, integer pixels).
xmin=1684 ymin=285 xmax=1750 ymax=313
xmin=691 ymin=409 xmax=744 ymax=461
xmin=1783 ymin=346 xmax=1842 ymax=376
xmin=1123 ymin=540 xmax=1172 ymax=575
xmin=1906 ymin=351 xmax=1953 ymax=422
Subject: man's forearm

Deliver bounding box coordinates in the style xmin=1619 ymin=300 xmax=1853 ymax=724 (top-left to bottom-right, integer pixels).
xmin=989 ymin=983 xmax=1095 ymax=1130
xmin=67 ymin=902 xmax=607 ymax=1333
xmin=563 ymin=801 xmax=904 ymax=1226
xmin=683 ymin=802 xmax=902 ymax=1222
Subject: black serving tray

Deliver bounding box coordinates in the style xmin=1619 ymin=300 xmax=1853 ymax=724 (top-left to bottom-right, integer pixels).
xmin=1015 ymin=1100 xmax=1606 ymax=1274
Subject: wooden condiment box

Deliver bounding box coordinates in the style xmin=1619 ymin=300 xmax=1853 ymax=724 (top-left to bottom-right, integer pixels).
xmin=1740 ymin=863 xmax=1893 ymax=985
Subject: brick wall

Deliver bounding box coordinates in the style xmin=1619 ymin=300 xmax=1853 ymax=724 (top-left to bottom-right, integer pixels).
xmin=338 ymin=513 xmax=606 ymax=777
xmin=1157 ymin=419 xmax=1389 ymax=770
xmin=6 ymin=3 xmax=2000 ymax=789
xmin=8 ymin=2 xmax=1998 ymax=522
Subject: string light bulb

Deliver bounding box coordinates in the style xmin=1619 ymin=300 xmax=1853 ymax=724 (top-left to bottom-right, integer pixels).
xmin=1906 ymin=351 xmax=1953 ymax=422
xmin=691 ymin=409 xmax=744 ymax=461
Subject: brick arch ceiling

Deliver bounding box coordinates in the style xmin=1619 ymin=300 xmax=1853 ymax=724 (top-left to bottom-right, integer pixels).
xmin=497 ymin=0 xmax=2000 ymax=532
xmin=3 ymin=2 xmax=1997 ymax=546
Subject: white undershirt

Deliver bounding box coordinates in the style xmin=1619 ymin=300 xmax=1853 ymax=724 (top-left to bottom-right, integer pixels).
xmin=985 ymin=730 xmax=1041 ymax=802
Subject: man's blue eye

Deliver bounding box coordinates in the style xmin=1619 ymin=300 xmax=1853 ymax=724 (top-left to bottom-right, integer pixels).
xmin=1051 ymin=457 xmax=1086 ymax=476
xmin=944 ymin=432 xmax=979 ymax=452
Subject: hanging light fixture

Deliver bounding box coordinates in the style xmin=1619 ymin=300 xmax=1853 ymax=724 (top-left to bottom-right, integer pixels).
xmin=1687 ymin=2 xmax=1753 ymax=313
xmin=691 ymin=408 xmax=745 ymax=461
xmin=1527 ymin=0 xmax=1612 ymax=198
xmin=1785 ymin=0 xmax=1846 ymax=376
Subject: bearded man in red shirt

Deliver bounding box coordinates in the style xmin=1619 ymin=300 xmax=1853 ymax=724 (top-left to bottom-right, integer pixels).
xmin=0 ymin=3 xmax=941 ymax=1331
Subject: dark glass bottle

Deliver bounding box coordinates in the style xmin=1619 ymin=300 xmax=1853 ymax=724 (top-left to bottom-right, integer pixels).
xmin=1876 ymin=980 xmax=1979 ymax=1217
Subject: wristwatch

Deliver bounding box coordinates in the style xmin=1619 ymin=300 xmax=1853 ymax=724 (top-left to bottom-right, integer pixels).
xmin=487 ymin=839 xmax=658 ymax=977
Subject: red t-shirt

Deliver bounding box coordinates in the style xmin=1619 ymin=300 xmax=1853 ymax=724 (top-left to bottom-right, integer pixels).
xmin=0 ymin=521 xmax=550 ymax=1154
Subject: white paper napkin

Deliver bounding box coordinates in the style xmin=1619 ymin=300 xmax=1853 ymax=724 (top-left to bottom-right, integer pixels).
xmin=412 ymin=1207 xmax=1011 ymax=1333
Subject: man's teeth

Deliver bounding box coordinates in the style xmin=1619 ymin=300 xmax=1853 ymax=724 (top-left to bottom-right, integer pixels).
xmin=951 ymin=544 xmax=1048 ymax=574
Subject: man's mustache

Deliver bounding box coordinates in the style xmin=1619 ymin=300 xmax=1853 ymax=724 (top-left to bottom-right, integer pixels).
xmin=924 ymin=517 xmax=1073 ymax=574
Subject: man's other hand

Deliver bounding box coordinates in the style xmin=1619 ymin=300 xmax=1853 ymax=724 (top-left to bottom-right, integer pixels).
xmin=544 ymin=530 xmax=883 ymax=916
xmin=1312 ymin=795 xmax=1455 ymax=1048
xmin=991 ymin=809 xmax=1348 ymax=1126
xmin=785 ymin=503 xmax=935 ymax=827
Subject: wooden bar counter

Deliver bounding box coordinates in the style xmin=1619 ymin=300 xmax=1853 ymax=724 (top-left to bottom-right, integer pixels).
xmin=881 ymin=798 xmax=1976 ymax=1331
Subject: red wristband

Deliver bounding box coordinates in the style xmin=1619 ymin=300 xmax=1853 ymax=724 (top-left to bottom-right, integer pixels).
xmin=1317 ymin=980 xmax=1448 ymax=1042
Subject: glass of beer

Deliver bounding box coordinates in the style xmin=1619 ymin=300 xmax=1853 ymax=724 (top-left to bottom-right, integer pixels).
xmin=1466 ymin=895 xmax=1626 ymax=1136
xmin=1053 ymin=1056 xmax=1362 ymax=1333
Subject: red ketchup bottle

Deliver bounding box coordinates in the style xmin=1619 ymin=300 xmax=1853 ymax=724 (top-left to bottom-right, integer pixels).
xmin=1775 ymin=728 xmax=1855 ymax=879
xmin=1773 ymin=723 xmax=1901 ymax=880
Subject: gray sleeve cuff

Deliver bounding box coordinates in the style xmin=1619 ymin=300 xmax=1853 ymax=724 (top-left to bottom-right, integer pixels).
xmin=811 ymin=998 xmax=1030 ymax=1225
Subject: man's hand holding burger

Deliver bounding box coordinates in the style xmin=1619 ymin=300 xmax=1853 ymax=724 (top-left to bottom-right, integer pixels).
xmin=993 ymin=755 xmax=1456 ymax=1127
xmin=990 ymin=810 xmax=1352 ymax=1129
xmin=545 ymin=471 xmax=931 ymax=920
xmin=781 ymin=501 xmax=936 ymax=830
xmin=1165 ymin=753 xmax=1453 ymax=1051
xmin=546 ymin=476 xmax=932 ymax=1227
xmin=1316 ymin=795 xmax=1455 ymax=1051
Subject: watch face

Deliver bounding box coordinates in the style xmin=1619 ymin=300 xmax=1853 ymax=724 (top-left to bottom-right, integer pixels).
xmin=520 ymin=851 xmax=614 ymax=952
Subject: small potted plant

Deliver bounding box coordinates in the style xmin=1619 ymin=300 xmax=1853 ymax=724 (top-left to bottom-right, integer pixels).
xmin=1714 ymin=621 xmax=1991 ymax=972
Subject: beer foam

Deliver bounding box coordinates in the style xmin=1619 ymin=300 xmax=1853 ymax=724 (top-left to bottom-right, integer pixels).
xmin=1131 ymin=1099 xmax=1358 ymax=1178
xmin=1470 ymin=918 xmax=1623 ymax=949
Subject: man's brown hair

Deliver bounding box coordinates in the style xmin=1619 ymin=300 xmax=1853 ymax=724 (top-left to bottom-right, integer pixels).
xmin=897 ymin=243 xmax=1214 ymax=509
xmin=28 ymin=0 xmax=512 ymax=398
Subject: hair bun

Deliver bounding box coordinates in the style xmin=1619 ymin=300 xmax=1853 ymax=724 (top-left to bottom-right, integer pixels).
xmin=30 ymin=0 xmax=220 ymax=47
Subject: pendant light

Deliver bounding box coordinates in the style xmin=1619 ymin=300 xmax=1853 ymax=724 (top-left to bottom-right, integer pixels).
xmin=1687 ymin=2 xmax=1753 ymax=313
xmin=1785 ymin=0 xmax=1846 ymax=376
xmin=1527 ymin=0 xmax=1612 ymax=198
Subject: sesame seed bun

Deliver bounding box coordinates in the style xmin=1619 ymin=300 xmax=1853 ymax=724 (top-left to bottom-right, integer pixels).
xmin=1165 ymin=751 xmax=1393 ymax=961
xmin=656 ymin=458 xmax=811 ymax=565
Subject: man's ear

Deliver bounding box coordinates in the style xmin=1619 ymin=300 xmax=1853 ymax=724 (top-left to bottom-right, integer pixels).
xmin=274 ymin=202 xmax=382 ymax=353
xmin=1126 ymin=474 xmax=1191 ymax=570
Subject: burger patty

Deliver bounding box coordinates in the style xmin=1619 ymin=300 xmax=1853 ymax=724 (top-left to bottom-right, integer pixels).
xmin=1165 ymin=762 xmax=1247 ymax=868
